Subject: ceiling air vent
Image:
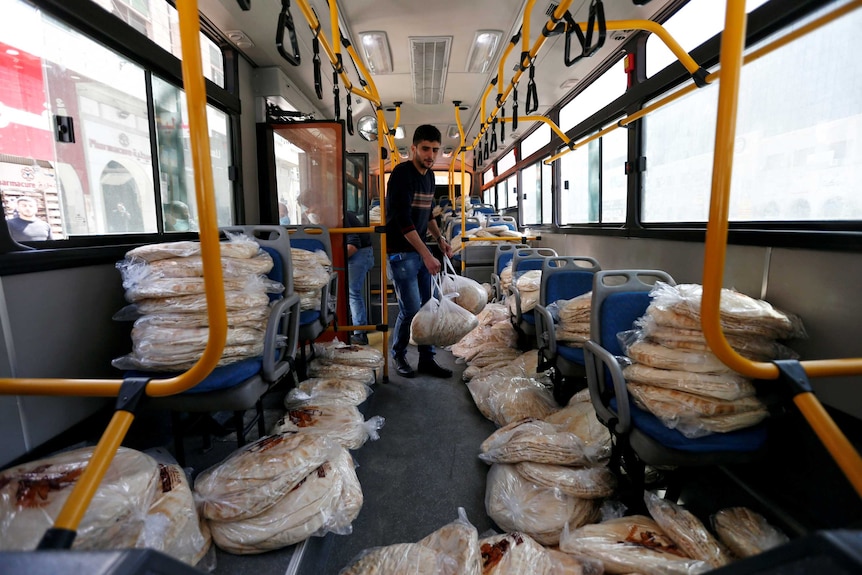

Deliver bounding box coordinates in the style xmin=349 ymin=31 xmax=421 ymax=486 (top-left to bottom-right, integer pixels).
xmin=410 ymin=36 xmax=451 ymax=105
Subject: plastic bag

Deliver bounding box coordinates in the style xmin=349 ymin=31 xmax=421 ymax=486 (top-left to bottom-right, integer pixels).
xmin=411 ymin=274 xmax=479 ymax=347
xmin=313 ymin=340 xmax=385 ymax=369
xmin=711 ymin=506 xmax=789 ymax=558
xmin=644 ymin=491 xmax=732 ymax=568
xmin=340 ymin=542 xmax=459 ymax=575
xmin=306 ymin=359 xmax=377 ymax=384
xmin=440 ymin=256 xmax=488 ymax=315
xmin=272 ymin=405 xmax=385 ymax=450
xmin=417 ymin=508 xmax=481 ymax=575
xmin=285 ymin=377 xmax=373 ymax=408
xmin=479 ymin=419 xmax=596 ymax=467
xmin=125 ymin=232 xmax=261 ymax=263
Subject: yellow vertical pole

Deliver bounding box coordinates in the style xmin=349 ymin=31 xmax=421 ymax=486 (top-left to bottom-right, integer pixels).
xmin=378 ymin=108 xmax=390 ymax=379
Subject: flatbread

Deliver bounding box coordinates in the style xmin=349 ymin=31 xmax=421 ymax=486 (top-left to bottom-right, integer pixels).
xmin=712 ymin=507 xmax=788 ymax=559
xmin=480 ymin=532 xmax=556 ymax=574
xmin=627 ymin=341 xmax=733 ymax=374
xmin=340 ymin=542 xmax=458 ymax=575
xmin=138 ymin=463 xmax=210 ymax=565
xmin=272 ymin=405 xmax=373 ymax=450
xmin=313 ymin=341 xmax=385 ymax=369
xmin=485 ymin=464 xmax=593 ymax=546
xmin=417 ymin=509 xmax=481 ymax=575
xmin=515 ymin=462 xmax=616 ymax=499
xmin=210 ymin=460 xmax=343 ymax=554
xmin=307 ymin=359 xmax=376 ymax=384
xmin=644 ymin=491 xmax=732 ymax=568
xmin=623 ymin=364 xmax=756 ymax=401
xmin=194 ymin=432 xmax=335 ymax=521
xmin=0 ymin=446 xmax=159 ymax=552
xmin=480 ymin=419 xmax=593 ymax=466
xmin=285 ymin=377 xmax=372 ymax=408
xmin=559 ymin=515 xmax=709 ymax=575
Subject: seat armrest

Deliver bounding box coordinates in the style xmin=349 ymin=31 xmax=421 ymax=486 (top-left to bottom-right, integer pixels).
xmin=584 ymin=339 xmax=631 ymax=435
xmin=263 ymin=292 xmax=300 ymax=382
xmin=534 ymin=304 xmax=557 ymax=372
xmin=509 ymin=284 xmax=523 ymax=323
xmin=320 ymin=271 xmax=339 ymax=326
xmin=490 ymin=273 xmax=500 ymax=302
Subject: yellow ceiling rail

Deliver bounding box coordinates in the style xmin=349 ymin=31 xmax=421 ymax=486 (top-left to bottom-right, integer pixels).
xmin=472 ymin=0 xmax=575 ymax=150
xmin=474 ymin=15 xmax=705 ymax=153
xmin=702 ymin=0 xmax=862 ymax=498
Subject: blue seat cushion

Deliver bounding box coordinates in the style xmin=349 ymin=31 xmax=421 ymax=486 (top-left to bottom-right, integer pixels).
xmin=300 ymin=310 xmax=321 ymax=325
xmin=611 ymin=398 xmax=767 ymax=452
xmin=291 ymin=239 xmax=325 ymax=253
xmin=522 ymin=311 xmax=535 ymax=325
xmin=557 ymin=345 xmax=585 ymax=365
xmin=126 ymin=357 xmax=263 ymax=395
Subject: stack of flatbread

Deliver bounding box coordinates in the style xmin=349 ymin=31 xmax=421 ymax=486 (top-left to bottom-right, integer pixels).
xmin=711 ymin=506 xmax=789 ymax=558
xmin=292 ymin=248 xmax=331 ymax=311
xmin=307 ymin=358 xmax=376 ymax=384
xmin=507 ymin=270 xmax=542 ymax=316
xmin=284 ymin=377 xmax=373 ymax=408
xmin=272 ymin=405 xmax=384 ymax=450
xmin=467 ymin=375 xmax=558 ymax=426
xmin=499 ymin=263 xmax=513 ymax=297
xmin=559 ymin=515 xmax=711 ymax=575
xmin=0 ymin=446 xmax=160 ymax=552
xmin=137 ymin=462 xmax=211 ymax=566
xmin=313 ymin=341 xmax=384 ymax=369
xmin=450 ymin=304 xmax=515 ymax=361
xmin=199 ymin=436 xmax=364 ymax=554
xmin=417 ymin=508 xmax=482 ymax=575
xmin=340 ymin=543 xmax=459 ymax=574
xmin=209 ymin=446 xmax=362 ymax=554
xmin=479 ymin=532 xmax=557 ymax=574
xmin=644 ymin=491 xmax=732 ymax=569
xmin=485 ymin=464 xmax=600 ymax=546
xmin=616 ymin=282 xmax=807 ymax=437
xmin=554 ymin=291 xmax=592 ymax=347
xmin=113 ymin=234 xmax=279 ymax=371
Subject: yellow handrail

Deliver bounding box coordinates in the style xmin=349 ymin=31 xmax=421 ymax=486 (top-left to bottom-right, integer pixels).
xmin=702 ymin=0 xmax=862 ymax=498
xmin=17 ymin=0 xmax=228 ymax=538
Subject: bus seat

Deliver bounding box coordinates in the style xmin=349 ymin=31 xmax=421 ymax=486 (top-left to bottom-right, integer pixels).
xmin=508 ymin=247 xmax=557 ymax=349
xmin=583 ymin=269 xmax=767 ymax=510
xmin=142 ymin=225 xmax=301 ymax=466
xmin=533 ymin=256 xmax=601 ymax=403
xmin=486 ymin=215 xmax=517 ymax=231
xmin=490 ymin=243 xmax=528 ymax=301
xmin=283 ymin=225 xmax=339 ymax=375
xmin=447 ymin=217 xmax=480 ymax=241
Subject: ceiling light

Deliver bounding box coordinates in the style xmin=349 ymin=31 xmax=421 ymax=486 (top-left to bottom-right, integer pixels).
xmin=442 ymin=146 xmax=454 ymax=158
xmin=358 ymin=31 xmax=393 ymax=75
xmin=394 ymin=126 xmax=405 ymax=139
xmin=397 ymin=147 xmax=409 ymax=159
xmin=447 ymin=125 xmax=461 ymax=140
xmin=466 ymin=30 xmax=502 ymax=74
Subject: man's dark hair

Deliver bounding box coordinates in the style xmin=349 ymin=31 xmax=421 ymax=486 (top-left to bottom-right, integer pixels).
xmin=413 ymin=124 xmax=441 ymax=145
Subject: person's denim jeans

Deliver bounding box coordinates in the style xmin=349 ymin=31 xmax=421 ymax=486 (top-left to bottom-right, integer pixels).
xmin=348 ymin=246 xmax=374 ymax=335
xmin=387 ymin=251 xmax=434 ymax=361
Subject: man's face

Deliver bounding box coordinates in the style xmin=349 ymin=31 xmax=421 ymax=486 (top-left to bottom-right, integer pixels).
xmin=412 ymin=140 xmax=441 ymax=172
xmin=16 ymin=199 xmax=37 ymax=218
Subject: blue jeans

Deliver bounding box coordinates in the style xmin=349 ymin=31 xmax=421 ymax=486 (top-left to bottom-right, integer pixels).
xmin=387 ymin=251 xmax=434 ymax=361
xmin=348 ymin=246 xmax=374 ymax=334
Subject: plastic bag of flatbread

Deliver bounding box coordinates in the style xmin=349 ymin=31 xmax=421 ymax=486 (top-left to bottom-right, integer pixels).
xmin=515 ymin=462 xmax=616 ymax=499
xmin=559 ymin=515 xmax=710 ymax=575
xmin=307 ymin=359 xmax=377 ymax=384
xmin=125 ymin=233 xmax=261 ymax=263
xmin=314 ymin=340 xmax=385 ymax=369
xmin=339 ymin=542 xmax=459 ymax=575
xmin=644 ymin=491 xmax=732 ymax=568
xmin=137 ymin=461 xmax=211 ymax=566
xmin=417 ymin=507 xmax=481 ymax=575
xmin=194 ymin=432 xmax=338 ymax=521
xmin=209 ymin=459 xmax=343 ymax=554
xmin=711 ymin=506 xmax=789 ymax=558
xmin=480 ymin=419 xmax=596 ymax=467
xmin=285 ymin=377 xmax=373 ymax=408
xmin=468 ymin=375 xmax=558 ymax=427
xmin=0 ymin=446 xmax=159 ymax=551
xmin=117 ymin=251 xmax=273 ymax=283
xmin=485 ymin=464 xmax=599 ymax=546
xmin=271 ymin=405 xmax=384 ymax=450
xmin=411 ymin=275 xmax=479 ymax=347
xmin=440 ymin=257 xmax=488 ymax=315
xmin=479 ymin=532 xmax=555 ymax=574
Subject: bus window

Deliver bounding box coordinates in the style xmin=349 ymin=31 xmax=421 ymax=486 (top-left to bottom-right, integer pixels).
xmin=560 ymin=140 xmax=596 ymax=224
xmin=601 ymin=128 xmax=627 ymax=223
xmin=559 ymin=59 xmax=626 ymax=133
xmin=643 ymin=3 xmax=862 ymax=223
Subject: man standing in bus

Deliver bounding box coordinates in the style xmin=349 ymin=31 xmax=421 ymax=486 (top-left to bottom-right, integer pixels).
xmin=7 ymin=196 xmax=52 ymax=242
xmin=385 ymin=124 xmax=452 ymax=379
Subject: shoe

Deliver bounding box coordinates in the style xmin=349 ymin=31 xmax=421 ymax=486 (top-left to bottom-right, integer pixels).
xmin=350 ymin=333 xmax=369 ymax=345
xmin=393 ymin=355 xmax=415 ymax=378
xmin=417 ymin=358 xmax=453 ymax=378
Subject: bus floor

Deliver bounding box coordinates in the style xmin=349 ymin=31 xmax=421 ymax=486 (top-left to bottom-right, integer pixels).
xmin=163 ymin=344 xmax=498 ymax=575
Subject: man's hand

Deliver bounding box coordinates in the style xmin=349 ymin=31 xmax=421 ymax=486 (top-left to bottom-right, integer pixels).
xmin=423 ymin=251 xmax=442 ymax=275
xmin=438 ymin=238 xmax=453 ymax=258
